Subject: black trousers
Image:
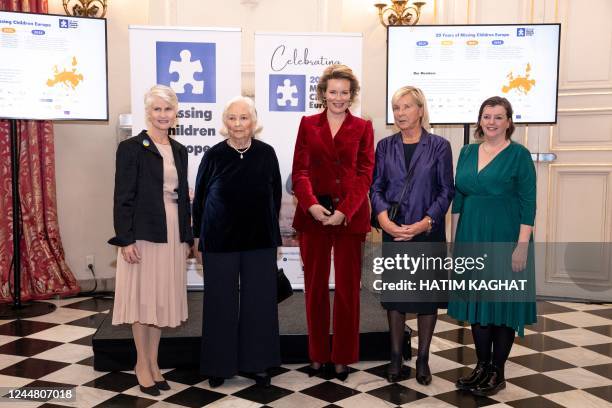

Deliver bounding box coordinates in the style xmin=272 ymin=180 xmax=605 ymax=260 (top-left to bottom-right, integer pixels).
xmin=200 ymin=248 xmax=281 ymax=377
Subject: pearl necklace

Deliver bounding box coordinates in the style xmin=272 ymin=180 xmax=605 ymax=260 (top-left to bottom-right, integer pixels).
xmin=227 ymin=138 xmax=252 ymax=159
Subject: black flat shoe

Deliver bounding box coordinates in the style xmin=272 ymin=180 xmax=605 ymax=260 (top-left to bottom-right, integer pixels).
xmin=255 ymin=373 xmax=271 ymax=388
xmin=456 ymin=361 xmax=488 ymax=391
xmin=415 ymin=359 xmax=432 ymax=385
xmin=155 ymin=380 xmax=170 ymax=391
xmin=471 ymin=365 xmax=506 ymax=396
xmin=208 ymin=377 xmax=225 ymax=388
xmin=139 ymin=384 xmax=160 ymax=396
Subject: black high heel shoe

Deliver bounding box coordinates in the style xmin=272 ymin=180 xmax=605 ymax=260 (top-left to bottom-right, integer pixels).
xmin=334 ymin=365 xmax=349 ymax=381
xmin=139 ymin=384 xmax=161 ymax=396
xmin=254 ymin=372 xmax=271 ymax=388
xmin=415 ymin=359 xmax=432 ymax=385
xmin=306 ymin=362 xmax=326 ymax=377
xmin=386 ymin=353 xmax=403 ymax=383
xmin=154 ymin=380 xmax=170 ymax=391
xmin=134 ymin=366 xmax=160 ymax=396
xmin=208 ymin=377 xmax=225 ymax=388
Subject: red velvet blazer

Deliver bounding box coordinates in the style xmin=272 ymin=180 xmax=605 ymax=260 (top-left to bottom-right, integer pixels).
xmin=292 ymin=110 xmax=375 ymax=234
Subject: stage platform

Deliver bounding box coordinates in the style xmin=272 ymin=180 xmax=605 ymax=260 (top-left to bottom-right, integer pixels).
xmin=92 ymin=290 xmax=392 ymax=371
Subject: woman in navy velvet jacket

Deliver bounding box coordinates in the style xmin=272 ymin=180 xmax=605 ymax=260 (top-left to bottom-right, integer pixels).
xmin=370 ymin=86 xmax=454 ymax=384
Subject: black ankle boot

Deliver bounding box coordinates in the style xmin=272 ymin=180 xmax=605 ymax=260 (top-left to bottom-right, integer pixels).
xmin=455 ymin=361 xmax=488 ymax=391
xmin=471 ymin=365 xmax=506 ymax=396
xmin=415 ymin=358 xmax=432 ymax=385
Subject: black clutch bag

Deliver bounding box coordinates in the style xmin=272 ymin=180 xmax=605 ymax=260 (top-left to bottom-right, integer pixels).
xmin=387 ymin=202 xmax=400 ymax=222
xmin=316 ymin=194 xmax=335 ymax=214
xmin=277 ymin=267 xmax=293 ymax=303
xmin=372 ymin=163 xmax=416 ymax=228
xmin=371 ymin=202 xmax=400 ymax=229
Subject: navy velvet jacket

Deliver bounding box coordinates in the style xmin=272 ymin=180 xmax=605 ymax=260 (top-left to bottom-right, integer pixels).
xmin=370 ymin=129 xmax=455 ymax=239
xmin=192 ymin=139 xmax=282 ymax=253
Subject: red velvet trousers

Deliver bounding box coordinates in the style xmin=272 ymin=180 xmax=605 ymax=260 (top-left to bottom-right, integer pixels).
xmin=299 ymin=231 xmax=364 ymax=364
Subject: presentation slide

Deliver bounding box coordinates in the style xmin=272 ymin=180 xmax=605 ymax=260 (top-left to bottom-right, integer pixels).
xmin=0 ymin=11 xmax=108 ymax=120
xmin=387 ymin=24 xmax=560 ymax=124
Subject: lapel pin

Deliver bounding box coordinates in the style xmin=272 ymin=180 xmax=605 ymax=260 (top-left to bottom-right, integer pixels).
xmin=143 ymin=139 xmax=150 ymax=147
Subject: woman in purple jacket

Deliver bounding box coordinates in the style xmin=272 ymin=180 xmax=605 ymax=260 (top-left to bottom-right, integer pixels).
xmin=370 ymin=86 xmax=454 ymax=384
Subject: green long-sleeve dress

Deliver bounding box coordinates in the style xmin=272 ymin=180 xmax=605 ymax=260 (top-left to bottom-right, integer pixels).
xmin=447 ymin=142 xmax=537 ymax=336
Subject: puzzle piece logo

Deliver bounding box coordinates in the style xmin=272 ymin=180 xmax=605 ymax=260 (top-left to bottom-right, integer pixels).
xmin=269 ymin=74 xmax=305 ymax=112
xmin=156 ymin=42 xmax=216 ymax=103
xmin=277 ymin=80 xmax=298 ymax=106
xmin=170 ymin=50 xmax=203 ymax=94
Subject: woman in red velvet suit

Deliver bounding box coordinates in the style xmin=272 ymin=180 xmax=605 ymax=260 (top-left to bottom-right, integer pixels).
xmin=292 ymin=64 xmax=374 ymax=381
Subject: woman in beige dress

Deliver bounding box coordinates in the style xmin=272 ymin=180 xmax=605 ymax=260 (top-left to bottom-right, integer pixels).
xmin=109 ymin=85 xmax=192 ymax=396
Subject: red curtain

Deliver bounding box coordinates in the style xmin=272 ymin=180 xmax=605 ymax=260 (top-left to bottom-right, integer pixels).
xmin=0 ymin=0 xmax=80 ymax=302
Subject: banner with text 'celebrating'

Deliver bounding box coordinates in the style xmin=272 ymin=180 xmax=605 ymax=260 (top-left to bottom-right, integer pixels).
xmin=254 ymin=32 xmax=363 ymax=289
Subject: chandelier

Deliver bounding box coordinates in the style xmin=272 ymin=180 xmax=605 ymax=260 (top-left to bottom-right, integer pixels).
xmin=63 ymin=0 xmax=107 ymax=18
xmin=374 ymin=1 xmax=426 ymax=27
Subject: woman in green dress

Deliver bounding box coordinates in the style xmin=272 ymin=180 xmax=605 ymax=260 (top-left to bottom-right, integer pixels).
xmin=448 ymin=96 xmax=536 ymax=397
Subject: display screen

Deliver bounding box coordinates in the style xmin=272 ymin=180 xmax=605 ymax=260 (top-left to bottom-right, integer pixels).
xmin=387 ymin=24 xmax=560 ymax=124
xmin=0 ymin=10 xmax=108 ymax=120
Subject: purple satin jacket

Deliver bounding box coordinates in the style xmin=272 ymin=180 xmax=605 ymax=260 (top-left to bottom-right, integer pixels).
xmin=370 ymin=129 xmax=455 ymax=239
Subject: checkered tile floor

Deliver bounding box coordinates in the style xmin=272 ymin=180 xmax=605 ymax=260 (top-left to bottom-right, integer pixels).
xmin=0 ymin=297 xmax=610 ymax=407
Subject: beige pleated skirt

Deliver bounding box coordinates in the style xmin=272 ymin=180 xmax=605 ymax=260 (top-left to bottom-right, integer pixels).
xmin=112 ymin=198 xmax=188 ymax=328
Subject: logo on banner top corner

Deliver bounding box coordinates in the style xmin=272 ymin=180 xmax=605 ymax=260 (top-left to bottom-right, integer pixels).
xmin=269 ymin=74 xmax=305 ymax=112
xmin=156 ymin=41 xmax=216 ymax=103
xmin=59 ymin=19 xmax=78 ymax=29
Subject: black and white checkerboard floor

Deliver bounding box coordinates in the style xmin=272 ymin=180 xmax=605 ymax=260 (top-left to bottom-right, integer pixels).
xmin=0 ymin=296 xmax=610 ymax=407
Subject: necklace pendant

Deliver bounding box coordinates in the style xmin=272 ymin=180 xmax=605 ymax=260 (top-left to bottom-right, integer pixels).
xmin=240 ymin=153 xmax=244 ymax=159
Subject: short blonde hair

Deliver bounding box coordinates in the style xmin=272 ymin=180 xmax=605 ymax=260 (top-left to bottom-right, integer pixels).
xmin=391 ymin=86 xmax=430 ymax=131
xmin=144 ymin=85 xmax=178 ymax=113
xmin=219 ymin=96 xmax=263 ymax=137
xmin=316 ymin=64 xmax=360 ymax=106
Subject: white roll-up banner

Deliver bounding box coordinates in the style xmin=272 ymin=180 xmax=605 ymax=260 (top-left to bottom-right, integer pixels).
xmin=129 ymin=26 xmax=241 ymax=288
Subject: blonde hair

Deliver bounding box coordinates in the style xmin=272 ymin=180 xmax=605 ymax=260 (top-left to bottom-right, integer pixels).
xmin=219 ymin=96 xmax=263 ymax=137
xmin=144 ymin=85 xmax=178 ymax=112
xmin=391 ymin=86 xmax=430 ymax=131
xmin=316 ymin=64 xmax=360 ymax=106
